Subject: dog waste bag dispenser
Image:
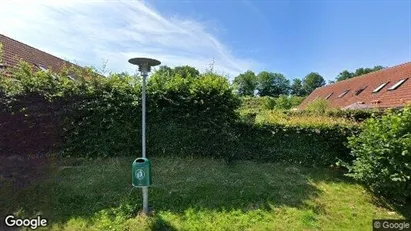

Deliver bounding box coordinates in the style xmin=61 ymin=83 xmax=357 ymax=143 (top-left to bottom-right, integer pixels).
xmin=132 ymin=158 xmax=152 ymax=187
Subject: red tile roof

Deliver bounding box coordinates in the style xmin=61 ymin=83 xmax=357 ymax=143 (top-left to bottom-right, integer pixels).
xmin=299 ymin=62 xmax=411 ymax=109
xmin=0 ymin=34 xmax=80 ymax=73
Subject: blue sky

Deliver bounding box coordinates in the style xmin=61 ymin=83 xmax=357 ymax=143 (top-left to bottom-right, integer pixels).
xmin=1 ymin=0 xmax=410 ymax=81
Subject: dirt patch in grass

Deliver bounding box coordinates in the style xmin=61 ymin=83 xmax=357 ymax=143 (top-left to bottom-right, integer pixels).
xmin=0 ymin=155 xmax=54 ymax=189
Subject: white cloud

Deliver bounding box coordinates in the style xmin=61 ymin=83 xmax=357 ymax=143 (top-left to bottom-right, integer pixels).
xmin=0 ymin=0 xmax=259 ymax=78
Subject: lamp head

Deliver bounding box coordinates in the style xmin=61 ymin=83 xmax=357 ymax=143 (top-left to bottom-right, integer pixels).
xmin=128 ymin=57 xmax=161 ymax=75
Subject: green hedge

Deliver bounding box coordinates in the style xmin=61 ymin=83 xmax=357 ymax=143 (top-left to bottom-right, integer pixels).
xmin=286 ymin=109 xmax=387 ymax=122
xmin=231 ymin=122 xmax=357 ymax=165
xmin=0 ymin=63 xmax=354 ymax=166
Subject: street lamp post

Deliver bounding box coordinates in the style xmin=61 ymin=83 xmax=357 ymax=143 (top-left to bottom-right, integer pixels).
xmin=128 ymin=57 xmax=161 ymax=215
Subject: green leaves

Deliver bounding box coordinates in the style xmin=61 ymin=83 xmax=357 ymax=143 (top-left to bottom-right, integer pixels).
xmin=347 ymin=104 xmax=411 ymax=203
xmin=232 ymin=70 xmax=257 ymax=96
xmin=301 ymin=72 xmax=325 ymax=95
xmin=1 ymin=63 xmax=241 ymax=158
xmin=256 ymin=72 xmax=290 ymax=97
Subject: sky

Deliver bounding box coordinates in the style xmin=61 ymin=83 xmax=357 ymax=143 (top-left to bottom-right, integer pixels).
xmin=0 ymin=0 xmax=410 ymax=82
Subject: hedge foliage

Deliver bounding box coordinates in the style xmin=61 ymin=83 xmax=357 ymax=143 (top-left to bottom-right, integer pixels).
xmin=346 ymin=105 xmax=411 ymax=202
xmin=0 ymin=62 xmax=355 ymax=166
xmin=285 ymin=108 xmax=387 ymax=122
xmin=239 ymin=95 xmax=305 ymax=112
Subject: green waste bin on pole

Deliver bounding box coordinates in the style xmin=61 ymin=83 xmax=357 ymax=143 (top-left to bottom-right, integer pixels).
xmin=132 ymin=158 xmax=152 ymax=187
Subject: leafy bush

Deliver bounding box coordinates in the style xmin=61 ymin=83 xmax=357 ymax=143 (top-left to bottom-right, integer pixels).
xmin=289 ymin=96 xmax=305 ymax=108
xmin=239 ymin=95 xmax=305 ymax=112
xmin=257 ymin=109 xmax=358 ymax=127
xmin=325 ymin=109 xmax=386 ymax=122
xmin=286 ymin=109 xmax=384 ymax=123
xmin=346 ymin=105 xmax=411 ymax=203
xmin=261 ymin=96 xmax=276 ymax=110
xmin=274 ymin=95 xmax=291 ymax=110
xmin=232 ymin=122 xmax=356 ymax=165
xmin=1 ymin=63 xmax=355 ymax=167
xmin=305 ymin=98 xmax=328 ymax=114
xmin=240 ymin=96 xmax=272 ymax=112
xmin=0 ymin=63 xmax=241 ymax=158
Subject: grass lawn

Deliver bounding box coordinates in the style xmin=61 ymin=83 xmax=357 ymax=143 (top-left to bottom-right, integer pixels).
xmin=1 ymin=156 xmax=409 ymax=230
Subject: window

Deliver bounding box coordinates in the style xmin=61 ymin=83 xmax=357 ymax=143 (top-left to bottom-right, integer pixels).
xmin=325 ymin=92 xmax=333 ymax=99
xmin=36 ymin=64 xmax=48 ymax=71
xmin=338 ymin=90 xmax=350 ymax=98
xmin=68 ymin=75 xmax=76 ymax=81
xmin=0 ymin=63 xmax=9 ymax=70
xmin=388 ymin=78 xmax=408 ymax=91
xmin=355 ymin=86 xmax=367 ymax=96
xmin=36 ymin=64 xmax=58 ymax=79
xmin=373 ymin=82 xmax=389 ymax=93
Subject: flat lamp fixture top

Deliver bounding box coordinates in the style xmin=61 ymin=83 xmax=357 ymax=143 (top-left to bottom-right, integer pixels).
xmin=128 ymin=58 xmax=161 ymax=67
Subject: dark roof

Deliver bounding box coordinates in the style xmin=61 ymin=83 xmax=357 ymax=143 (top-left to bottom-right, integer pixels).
xmin=0 ymin=34 xmax=81 ymax=73
xmin=299 ymin=62 xmax=411 ymax=109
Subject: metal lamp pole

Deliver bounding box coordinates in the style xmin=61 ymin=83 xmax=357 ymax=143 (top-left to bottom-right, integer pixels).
xmin=128 ymin=57 xmax=161 ymax=214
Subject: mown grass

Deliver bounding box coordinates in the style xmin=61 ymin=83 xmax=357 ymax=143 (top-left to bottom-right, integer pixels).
xmin=1 ymin=157 xmax=409 ymax=230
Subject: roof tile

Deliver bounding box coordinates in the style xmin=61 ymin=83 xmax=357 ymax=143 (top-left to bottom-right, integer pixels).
xmin=299 ymin=62 xmax=411 ymax=109
xmin=0 ymin=34 xmax=80 ymax=72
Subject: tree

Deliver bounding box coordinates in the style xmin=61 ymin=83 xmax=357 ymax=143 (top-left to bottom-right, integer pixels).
xmin=335 ymin=66 xmax=385 ymax=82
xmin=256 ymin=71 xmax=290 ymax=97
xmin=152 ymin=65 xmax=174 ymax=78
xmin=290 ymin=78 xmax=306 ymax=96
xmin=354 ymin=66 xmax=384 ymax=76
xmin=335 ymin=70 xmax=354 ymax=82
xmin=173 ymin=65 xmax=200 ymax=78
xmin=149 ymin=65 xmax=201 ymax=88
xmin=232 ymin=70 xmax=257 ymax=96
xmin=302 ymin=72 xmax=325 ymax=95
xmin=149 ymin=65 xmax=174 ymax=88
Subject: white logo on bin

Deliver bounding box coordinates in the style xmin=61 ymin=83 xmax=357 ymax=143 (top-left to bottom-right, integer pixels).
xmin=135 ymin=169 xmax=145 ymax=180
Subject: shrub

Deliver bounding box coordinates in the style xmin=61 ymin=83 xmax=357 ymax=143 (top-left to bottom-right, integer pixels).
xmin=274 ymin=95 xmax=291 ymax=110
xmin=262 ymin=96 xmax=276 ymax=110
xmin=240 ymin=96 xmax=274 ymax=112
xmin=258 ymin=109 xmax=358 ymax=127
xmin=346 ymin=105 xmax=411 ymax=203
xmin=326 ymin=109 xmax=386 ymax=122
xmin=289 ymin=96 xmax=305 ymax=108
xmin=239 ymin=95 xmax=305 ymax=112
xmin=232 ymin=122 xmax=356 ymax=166
xmin=305 ymin=98 xmax=328 ymax=114
xmin=1 ymin=63 xmax=356 ymax=167
xmin=0 ymin=63 xmax=241 ymax=158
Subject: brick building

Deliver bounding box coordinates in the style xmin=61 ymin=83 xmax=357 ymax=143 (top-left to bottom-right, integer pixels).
xmin=0 ymin=34 xmax=80 ymax=79
xmin=299 ymin=62 xmax=411 ymax=110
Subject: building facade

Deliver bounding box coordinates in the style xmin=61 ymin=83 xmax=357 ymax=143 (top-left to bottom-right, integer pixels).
xmin=299 ymin=62 xmax=411 ymax=110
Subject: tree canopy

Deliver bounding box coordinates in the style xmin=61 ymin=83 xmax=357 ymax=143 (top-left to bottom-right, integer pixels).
xmin=335 ymin=66 xmax=385 ymax=82
xmin=256 ymin=71 xmax=290 ymax=97
xmin=148 ymin=65 xmax=385 ymax=98
xmin=173 ymin=65 xmax=200 ymax=78
xmin=302 ymin=72 xmax=325 ymax=95
xmin=290 ymin=78 xmax=306 ymax=96
xmin=232 ymin=70 xmax=257 ymax=96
